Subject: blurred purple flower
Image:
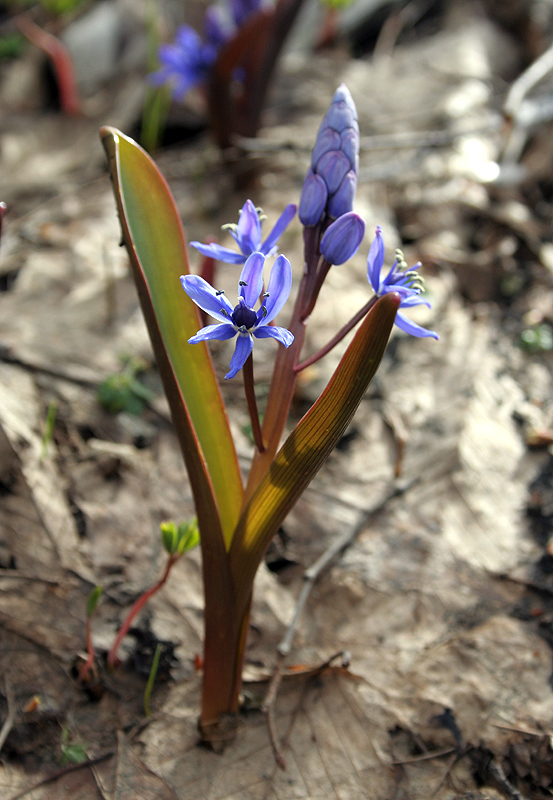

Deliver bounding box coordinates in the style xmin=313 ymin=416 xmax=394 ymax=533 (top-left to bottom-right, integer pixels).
xmin=190 ymin=200 xmax=296 ymax=264
xmin=149 ymin=1 xmax=263 ymax=100
xmin=231 ymin=0 xmax=262 ymax=26
xmin=181 ymin=251 xmax=294 ymax=378
xmin=149 ymin=25 xmax=219 ymax=99
xmin=299 ymin=84 xmax=359 ymax=225
xmin=367 ymin=226 xmax=438 ymax=339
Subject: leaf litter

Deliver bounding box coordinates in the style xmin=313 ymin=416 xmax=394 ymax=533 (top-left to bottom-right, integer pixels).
xmin=2 ymin=1 xmax=553 ymax=798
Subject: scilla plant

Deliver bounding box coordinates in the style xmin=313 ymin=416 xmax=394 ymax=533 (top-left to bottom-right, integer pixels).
xmin=100 ymin=85 xmax=437 ymax=746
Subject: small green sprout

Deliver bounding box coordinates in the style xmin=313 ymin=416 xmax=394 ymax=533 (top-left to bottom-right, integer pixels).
xmin=86 ymin=585 xmax=103 ymax=618
xmin=143 ymin=643 xmax=163 ymax=717
xmin=60 ymin=727 xmax=87 ymax=765
xmin=107 ymin=520 xmax=198 ymax=670
xmin=40 ymin=400 xmax=58 ymax=460
xmin=519 ymin=324 xmax=553 ymax=353
xmin=78 ymin=585 xmax=103 ymax=683
xmin=160 ymin=519 xmax=200 ymax=556
xmin=97 ymin=356 xmax=154 ymax=415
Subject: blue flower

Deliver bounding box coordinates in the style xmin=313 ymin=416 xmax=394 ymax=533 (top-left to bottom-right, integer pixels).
xmin=181 ymin=252 xmax=294 ymax=378
xmin=149 ymin=2 xmax=263 ymax=101
xmin=190 ymin=199 xmax=296 ymax=265
xmin=149 ymin=25 xmax=220 ymax=99
xmin=367 ymin=226 xmax=438 ymax=340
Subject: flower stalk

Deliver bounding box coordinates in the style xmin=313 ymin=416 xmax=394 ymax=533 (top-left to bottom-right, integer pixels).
xmin=243 ymin=354 xmax=265 ymax=452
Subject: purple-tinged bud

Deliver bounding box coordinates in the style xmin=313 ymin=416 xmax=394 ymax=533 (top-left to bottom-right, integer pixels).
xmin=320 ymin=212 xmax=365 ymax=265
xmin=327 ymin=170 xmax=357 ymax=219
xmin=316 ymin=151 xmax=350 ymax=194
xmin=311 ymin=129 xmax=340 ymax=169
xmin=299 ymin=172 xmax=328 ymax=226
xmin=303 ymin=84 xmax=360 ymax=225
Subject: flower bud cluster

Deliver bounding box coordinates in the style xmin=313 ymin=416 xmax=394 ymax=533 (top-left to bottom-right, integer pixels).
xmin=299 ymin=84 xmax=359 ymax=226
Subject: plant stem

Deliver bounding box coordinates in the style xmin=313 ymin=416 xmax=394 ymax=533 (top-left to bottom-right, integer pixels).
xmin=78 ymin=616 xmax=95 ymax=682
xmin=295 ymin=296 xmax=378 ymax=372
xmin=243 ymin=353 xmax=265 ymax=452
xmin=143 ymin=643 xmax=162 ymax=717
xmin=107 ymin=555 xmax=176 ymax=669
xmin=243 ymin=226 xmax=323 ymax=499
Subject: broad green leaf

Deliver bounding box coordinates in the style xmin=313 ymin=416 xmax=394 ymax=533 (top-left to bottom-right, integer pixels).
xmin=100 ymin=127 xmax=243 ymax=547
xmin=229 ymin=293 xmax=400 ymax=609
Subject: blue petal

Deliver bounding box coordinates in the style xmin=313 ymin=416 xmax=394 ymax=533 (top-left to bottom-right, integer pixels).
xmin=188 ymin=323 xmax=236 ymax=343
xmin=367 ymin=226 xmax=385 ymax=293
xmin=395 ymin=311 xmax=439 ymax=339
xmin=399 ymin=294 xmax=431 ymax=309
xmin=327 ymin=170 xmax=356 ymax=219
xmin=233 ymin=200 xmax=262 ymax=254
xmin=180 ymin=275 xmax=234 ymax=322
xmin=311 ymin=128 xmax=340 ymax=169
xmin=189 ymin=241 xmax=246 ymax=264
xmin=239 ymin=252 xmax=265 ymax=306
xmin=299 ymin=172 xmax=328 ymax=226
xmin=256 ymin=255 xmax=292 ymax=325
xmin=175 ymin=25 xmax=203 ymax=50
xmin=261 ymin=204 xmax=296 ymax=255
xmin=225 ymin=333 xmax=253 ymax=379
xmin=254 ymin=325 xmax=294 ymax=348
xmin=316 ymin=151 xmax=350 ymax=194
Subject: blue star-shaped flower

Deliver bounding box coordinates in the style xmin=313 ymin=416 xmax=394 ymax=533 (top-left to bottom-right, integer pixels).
xmin=190 ymin=200 xmax=296 ymax=265
xmin=367 ymin=226 xmax=438 ymax=340
xmin=181 ymin=251 xmax=294 ymax=379
xmin=149 ymin=25 xmax=219 ymax=100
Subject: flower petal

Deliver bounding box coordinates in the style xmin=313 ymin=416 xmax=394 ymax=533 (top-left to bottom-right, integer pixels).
xmin=238 ymin=252 xmax=265 ymax=306
xmin=189 ymin=240 xmax=246 ymax=264
xmin=233 ymin=199 xmax=262 ymax=254
xmin=180 ymin=274 xmax=234 ymax=322
xmin=188 ymin=323 xmax=237 ymax=343
xmin=299 ymin=172 xmax=328 ymax=226
xmin=225 ymin=333 xmax=253 ymax=379
xmin=254 ymin=325 xmax=294 ymax=348
xmin=399 ymin=294 xmax=431 ymax=309
xmin=261 ymin=203 xmax=296 ymax=255
xmin=367 ymin=226 xmax=385 ymax=292
xmin=256 ymin=255 xmax=292 ymax=325
xmin=395 ymin=311 xmax=439 ymax=339
xmin=327 ymin=169 xmax=356 ymax=219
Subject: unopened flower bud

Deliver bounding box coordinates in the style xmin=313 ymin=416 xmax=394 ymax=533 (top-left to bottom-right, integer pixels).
xmin=299 ymin=171 xmax=328 ymax=226
xmin=301 ymin=84 xmax=359 ymax=225
xmin=320 ymin=212 xmax=365 ymax=266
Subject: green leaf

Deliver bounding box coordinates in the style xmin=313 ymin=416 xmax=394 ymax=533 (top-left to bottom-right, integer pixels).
xmin=86 ymin=586 xmax=103 ymax=617
xmin=100 ymin=127 xmax=243 ymax=548
xmin=229 ymin=293 xmax=400 ymax=610
xmin=176 ymin=518 xmax=200 ymax=555
xmin=160 ymin=521 xmax=178 ymax=554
